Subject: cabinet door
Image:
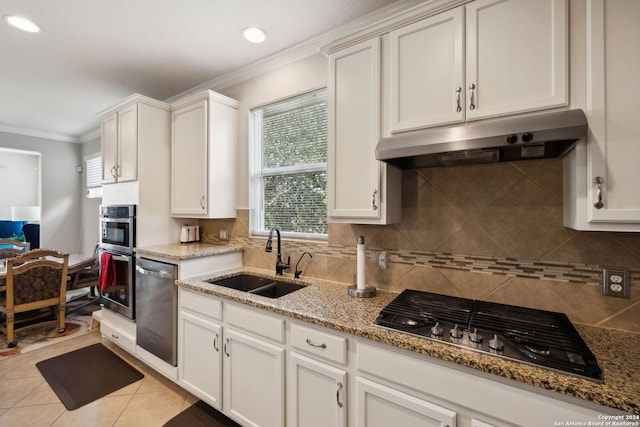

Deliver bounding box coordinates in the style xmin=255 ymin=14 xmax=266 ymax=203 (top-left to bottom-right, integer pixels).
xmin=390 ymin=7 xmax=464 ymax=132
xmin=356 ymin=377 xmax=456 ymax=427
xmin=288 ymin=353 xmax=347 ymax=427
xmin=101 ymin=113 xmax=118 ymax=183
xmin=328 ymin=38 xmax=382 ymax=221
xmin=585 ymin=0 xmax=640 ymax=224
xmin=223 ymin=328 xmax=285 ymax=427
xmin=466 ymin=0 xmax=568 ymax=120
xmin=171 ymin=100 xmax=208 ymax=216
xmin=178 ymin=310 xmax=222 ymax=410
xmin=117 ymin=103 xmax=138 ymax=182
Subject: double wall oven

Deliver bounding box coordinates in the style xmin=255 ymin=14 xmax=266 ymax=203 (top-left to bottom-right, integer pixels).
xmin=99 ymin=204 xmax=136 ymax=320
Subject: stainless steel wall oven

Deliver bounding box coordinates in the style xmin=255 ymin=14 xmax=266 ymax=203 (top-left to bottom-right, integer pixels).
xmin=99 ymin=205 xmax=136 ymax=320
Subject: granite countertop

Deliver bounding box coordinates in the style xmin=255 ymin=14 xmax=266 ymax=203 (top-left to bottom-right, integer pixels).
xmin=176 ymin=266 xmax=640 ymax=415
xmin=135 ymin=242 xmax=243 ymax=260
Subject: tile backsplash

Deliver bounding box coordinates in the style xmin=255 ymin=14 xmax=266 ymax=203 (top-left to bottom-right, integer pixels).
xmin=201 ymin=159 xmax=640 ymax=333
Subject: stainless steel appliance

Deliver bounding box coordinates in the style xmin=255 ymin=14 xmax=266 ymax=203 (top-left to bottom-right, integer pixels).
xmin=376 ymin=109 xmax=588 ymax=168
xmin=100 ymin=205 xmax=136 ymax=254
xmin=374 ymin=289 xmax=603 ymax=382
xmin=135 ymin=257 xmax=178 ymax=366
xmin=99 ymin=205 xmax=136 ymax=320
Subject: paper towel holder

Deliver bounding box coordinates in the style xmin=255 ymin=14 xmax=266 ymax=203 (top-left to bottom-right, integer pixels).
xmin=348 ymin=284 xmax=377 ymax=298
xmin=348 ymin=235 xmax=377 ymax=298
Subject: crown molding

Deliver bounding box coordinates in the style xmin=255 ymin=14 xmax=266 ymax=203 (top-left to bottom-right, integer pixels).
xmin=166 ymin=0 xmax=432 ymax=103
xmin=0 ymin=123 xmax=80 ymax=143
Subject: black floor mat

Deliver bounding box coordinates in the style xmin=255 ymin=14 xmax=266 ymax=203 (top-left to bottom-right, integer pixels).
xmin=164 ymin=400 xmax=242 ymax=427
xmin=36 ymin=343 xmax=143 ymax=410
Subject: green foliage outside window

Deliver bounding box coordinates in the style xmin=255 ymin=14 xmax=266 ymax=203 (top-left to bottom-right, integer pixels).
xmin=252 ymin=90 xmax=328 ymax=237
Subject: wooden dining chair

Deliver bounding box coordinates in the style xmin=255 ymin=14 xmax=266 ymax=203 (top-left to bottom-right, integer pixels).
xmin=0 ymin=239 xmax=30 ymax=260
xmin=0 ymin=249 xmax=69 ymax=348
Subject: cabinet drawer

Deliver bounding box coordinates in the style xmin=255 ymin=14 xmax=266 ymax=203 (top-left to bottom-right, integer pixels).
xmin=291 ymin=322 xmax=347 ymax=365
xmin=179 ymin=288 xmax=222 ymax=321
xmin=101 ymin=320 xmax=136 ymax=354
xmin=224 ymin=302 xmax=284 ymax=343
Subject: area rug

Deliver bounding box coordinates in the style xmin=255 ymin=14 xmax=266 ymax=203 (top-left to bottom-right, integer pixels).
xmin=0 ymin=296 xmax=100 ymax=360
xmin=164 ymin=400 xmax=242 ymax=427
xmin=36 ymin=343 xmax=144 ymax=410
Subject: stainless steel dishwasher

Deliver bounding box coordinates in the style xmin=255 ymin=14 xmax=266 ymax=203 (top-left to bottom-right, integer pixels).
xmin=135 ymin=257 xmax=178 ymax=366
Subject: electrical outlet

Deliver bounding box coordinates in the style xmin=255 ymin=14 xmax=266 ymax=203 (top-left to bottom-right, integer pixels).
xmin=219 ymin=229 xmax=229 ymax=241
xmin=376 ymin=251 xmax=389 ymax=269
xmin=602 ymin=268 xmax=630 ymax=298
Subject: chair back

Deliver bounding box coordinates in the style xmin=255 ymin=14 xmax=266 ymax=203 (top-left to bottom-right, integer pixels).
xmin=5 ymin=249 xmax=69 ymax=311
xmin=0 ymin=239 xmax=30 ymax=259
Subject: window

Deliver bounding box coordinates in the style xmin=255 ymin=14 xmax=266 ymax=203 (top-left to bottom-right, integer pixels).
xmin=249 ymin=89 xmax=327 ymax=240
xmin=85 ymin=155 xmax=102 ymax=198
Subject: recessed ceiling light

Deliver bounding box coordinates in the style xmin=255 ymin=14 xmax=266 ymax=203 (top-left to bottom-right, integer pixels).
xmin=4 ymin=15 xmax=41 ymax=33
xmin=242 ymin=27 xmax=267 ymax=44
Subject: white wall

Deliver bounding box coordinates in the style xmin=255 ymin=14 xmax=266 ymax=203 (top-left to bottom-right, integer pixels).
xmin=0 ymin=148 xmax=40 ymax=219
xmin=0 ymin=131 xmax=82 ymax=254
xmin=219 ymin=53 xmax=328 ymax=209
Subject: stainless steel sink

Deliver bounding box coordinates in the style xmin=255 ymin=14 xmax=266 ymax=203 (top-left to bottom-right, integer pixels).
xmin=206 ymin=274 xmax=305 ymax=298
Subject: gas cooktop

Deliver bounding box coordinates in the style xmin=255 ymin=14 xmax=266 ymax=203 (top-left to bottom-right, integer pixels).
xmin=374 ymin=289 xmax=603 ymax=382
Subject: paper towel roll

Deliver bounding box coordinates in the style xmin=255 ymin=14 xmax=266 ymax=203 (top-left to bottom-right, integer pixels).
xmin=357 ymin=236 xmax=366 ymax=290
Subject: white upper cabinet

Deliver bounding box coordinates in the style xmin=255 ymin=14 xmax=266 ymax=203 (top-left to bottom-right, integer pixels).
xmin=99 ymin=94 xmax=171 ymax=185
xmin=390 ymin=7 xmax=465 ymax=132
xmin=328 ymin=38 xmax=401 ymax=224
xmin=171 ymin=90 xmax=239 ymax=218
xmin=100 ymin=103 xmax=140 ymax=183
xmin=564 ymin=0 xmax=640 ymax=231
xmin=389 ymin=0 xmax=568 ymax=134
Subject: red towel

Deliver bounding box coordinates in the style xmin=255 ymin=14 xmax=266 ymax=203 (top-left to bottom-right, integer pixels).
xmin=98 ymin=252 xmax=116 ymax=292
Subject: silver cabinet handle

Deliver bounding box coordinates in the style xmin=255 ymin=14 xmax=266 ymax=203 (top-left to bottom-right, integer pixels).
xmin=594 ymin=176 xmax=604 ymax=209
xmin=224 ymin=338 xmax=230 ymax=357
xmin=200 ymin=196 xmax=206 ymax=210
xmin=213 ymin=333 xmax=219 ymax=352
xmin=110 ymin=165 xmax=117 ymax=178
xmin=336 ymin=381 xmax=344 ymax=408
xmin=469 ymin=83 xmax=476 ymax=110
xmin=372 ymin=189 xmax=378 ymax=211
xmin=306 ymin=338 xmax=327 ymax=349
xmin=455 ymin=86 xmax=462 ymax=112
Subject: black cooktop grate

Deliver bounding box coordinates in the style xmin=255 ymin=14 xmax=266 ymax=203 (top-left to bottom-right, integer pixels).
xmin=374 ymin=289 xmax=603 ymax=382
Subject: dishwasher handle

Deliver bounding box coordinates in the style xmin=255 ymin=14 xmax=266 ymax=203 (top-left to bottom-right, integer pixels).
xmin=135 ymin=264 xmax=175 ymax=280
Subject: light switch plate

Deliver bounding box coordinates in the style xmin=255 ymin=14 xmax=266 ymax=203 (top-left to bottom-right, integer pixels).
xmin=602 ymin=268 xmax=630 ymax=298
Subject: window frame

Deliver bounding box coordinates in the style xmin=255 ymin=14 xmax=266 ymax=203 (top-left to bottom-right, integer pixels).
xmin=248 ymin=88 xmax=328 ymax=241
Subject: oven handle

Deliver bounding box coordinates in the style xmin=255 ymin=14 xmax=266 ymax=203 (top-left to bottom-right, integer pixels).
xmin=108 ymin=254 xmax=131 ymax=262
xmin=135 ymin=264 xmax=174 ymax=279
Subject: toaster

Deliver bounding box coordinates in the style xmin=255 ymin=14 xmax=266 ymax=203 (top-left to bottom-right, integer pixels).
xmin=180 ymin=225 xmax=200 ymax=243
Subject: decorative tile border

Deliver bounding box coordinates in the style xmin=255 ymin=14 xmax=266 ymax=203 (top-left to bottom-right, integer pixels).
xmin=216 ymin=236 xmax=640 ymax=287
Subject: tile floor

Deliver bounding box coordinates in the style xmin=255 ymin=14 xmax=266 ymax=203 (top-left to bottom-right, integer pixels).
xmin=0 ymin=330 xmax=199 ymax=427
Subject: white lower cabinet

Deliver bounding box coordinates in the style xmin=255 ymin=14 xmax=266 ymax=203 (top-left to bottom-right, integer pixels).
xmin=223 ymin=327 xmax=285 ymax=427
xmin=178 ymin=288 xmax=620 ymax=427
xmin=289 ymin=352 xmax=347 ymax=427
xmin=178 ymin=310 xmax=223 ymax=410
xmin=356 ymin=377 xmax=456 ymax=427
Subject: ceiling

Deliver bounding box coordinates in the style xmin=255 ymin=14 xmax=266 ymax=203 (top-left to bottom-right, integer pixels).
xmin=0 ymin=0 xmax=404 ymax=142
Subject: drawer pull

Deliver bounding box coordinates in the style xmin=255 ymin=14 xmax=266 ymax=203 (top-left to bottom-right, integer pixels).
xmin=306 ymin=338 xmax=327 ymax=349
xmin=336 ymin=381 xmax=344 ymax=408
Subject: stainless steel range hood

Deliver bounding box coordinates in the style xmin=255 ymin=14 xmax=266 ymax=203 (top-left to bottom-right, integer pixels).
xmin=375 ymin=109 xmax=587 ymax=169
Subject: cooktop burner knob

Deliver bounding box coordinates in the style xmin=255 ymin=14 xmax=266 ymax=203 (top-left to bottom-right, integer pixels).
xmin=450 ymin=324 xmax=463 ymax=339
xmin=489 ymin=334 xmax=504 ymax=352
xmin=468 ymin=328 xmax=483 ymax=344
xmin=430 ymin=322 xmax=443 ymax=337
